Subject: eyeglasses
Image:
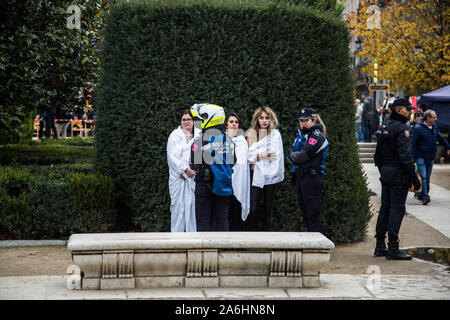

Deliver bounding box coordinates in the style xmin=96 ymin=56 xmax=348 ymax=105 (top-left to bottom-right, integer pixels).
xmin=228 ymin=120 xmax=239 ymax=124
xmin=181 ymin=118 xmax=193 ymax=122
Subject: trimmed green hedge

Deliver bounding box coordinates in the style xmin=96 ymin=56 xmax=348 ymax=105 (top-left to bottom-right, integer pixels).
xmin=0 ymin=166 xmax=117 ymax=239
xmin=94 ymin=0 xmax=371 ymax=243
xmin=0 ymin=137 xmax=94 ymax=166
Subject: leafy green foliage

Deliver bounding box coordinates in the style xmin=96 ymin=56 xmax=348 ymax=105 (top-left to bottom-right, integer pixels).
xmin=94 ymin=0 xmax=371 ymax=243
xmin=0 ymin=137 xmax=94 ymax=165
xmin=0 ymin=0 xmax=106 ymax=143
xmin=0 ymin=165 xmax=117 ymax=239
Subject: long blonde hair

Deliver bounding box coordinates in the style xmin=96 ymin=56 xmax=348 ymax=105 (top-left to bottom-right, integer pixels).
xmin=249 ymin=106 xmax=279 ymax=141
xmin=312 ymin=113 xmax=327 ymax=136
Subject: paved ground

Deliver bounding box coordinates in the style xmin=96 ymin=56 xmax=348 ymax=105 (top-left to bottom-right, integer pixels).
xmin=0 ymin=163 xmax=449 ymax=301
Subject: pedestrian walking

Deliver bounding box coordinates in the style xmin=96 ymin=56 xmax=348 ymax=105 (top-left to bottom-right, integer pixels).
xmin=410 ymin=110 xmax=450 ymax=205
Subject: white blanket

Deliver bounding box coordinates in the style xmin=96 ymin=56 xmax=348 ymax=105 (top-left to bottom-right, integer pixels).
xmin=167 ymin=126 xmax=201 ymax=232
xmin=232 ymin=135 xmax=251 ymax=221
xmin=248 ymin=129 xmax=284 ymax=188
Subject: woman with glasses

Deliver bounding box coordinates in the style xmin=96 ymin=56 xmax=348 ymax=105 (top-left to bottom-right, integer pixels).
xmin=167 ymin=109 xmax=201 ymax=232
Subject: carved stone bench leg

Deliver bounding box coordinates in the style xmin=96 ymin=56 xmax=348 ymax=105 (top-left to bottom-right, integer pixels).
xmin=185 ymin=250 xmax=219 ymax=288
xmin=301 ymin=250 xmax=330 ymax=288
xmin=269 ymin=251 xmax=303 ymax=288
xmin=100 ymin=251 xmax=135 ymax=289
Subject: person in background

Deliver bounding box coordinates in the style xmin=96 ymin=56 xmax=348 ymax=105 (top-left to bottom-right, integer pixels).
xmin=167 ymin=109 xmax=201 ymax=232
xmin=44 ymin=107 xmax=58 ymax=139
xmin=355 ymin=99 xmax=364 ymax=142
xmin=246 ymin=106 xmax=284 ymax=231
xmin=410 ymin=110 xmax=450 ymax=205
xmin=361 ymin=92 xmax=376 ymax=142
xmin=287 ymin=107 xmax=329 ymax=233
xmin=226 ymin=113 xmax=250 ymax=231
xmin=411 ymin=111 xmax=423 ymax=129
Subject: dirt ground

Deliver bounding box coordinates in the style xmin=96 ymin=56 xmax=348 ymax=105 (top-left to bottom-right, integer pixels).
xmin=1 ymin=168 xmax=449 ymax=277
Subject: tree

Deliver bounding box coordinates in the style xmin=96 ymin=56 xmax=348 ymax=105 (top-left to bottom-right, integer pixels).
xmin=0 ymin=0 xmax=107 ymax=144
xmin=348 ymin=0 xmax=449 ymax=95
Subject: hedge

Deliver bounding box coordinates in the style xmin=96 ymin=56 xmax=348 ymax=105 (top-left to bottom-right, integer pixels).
xmin=94 ymin=0 xmax=372 ymax=243
xmin=0 ymin=166 xmax=117 ymax=239
xmin=0 ymin=137 xmax=94 ymax=166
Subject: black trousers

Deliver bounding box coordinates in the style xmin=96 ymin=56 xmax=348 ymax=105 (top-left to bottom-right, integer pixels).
xmin=296 ymin=172 xmax=324 ymax=233
xmin=45 ymin=118 xmax=58 ymax=138
xmin=246 ymin=170 xmax=279 ymax=231
xmin=376 ymin=181 xmax=408 ymax=243
xmin=195 ymin=181 xmax=230 ymax=231
xmin=228 ymin=195 xmax=245 ymax=231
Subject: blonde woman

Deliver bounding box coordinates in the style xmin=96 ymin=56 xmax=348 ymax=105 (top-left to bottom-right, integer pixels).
xmin=287 ymin=107 xmax=328 ymax=233
xmin=246 ymin=106 xmax=284 ymax=231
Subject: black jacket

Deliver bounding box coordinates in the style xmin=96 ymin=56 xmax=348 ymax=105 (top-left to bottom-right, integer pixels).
xmin=374 ymin=111 xmax=417 ymax=186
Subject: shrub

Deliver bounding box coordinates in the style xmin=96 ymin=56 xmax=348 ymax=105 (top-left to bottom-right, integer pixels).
xmin=0 ymin=166 xmax=117 ymax=239
xmin=0 ymin=138 xmax=94 ymax=165
xmin=94 ymin=0 xmax=371 ymax=243
xmin=0 ymin=167 xmax=33 ymax=239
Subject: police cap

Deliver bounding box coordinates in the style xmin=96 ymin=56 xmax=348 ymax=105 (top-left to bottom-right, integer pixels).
xmin=392 ymin=98 xmax=414 ymax=110
xmin=298 ymin=108 xmax=317 ymax=120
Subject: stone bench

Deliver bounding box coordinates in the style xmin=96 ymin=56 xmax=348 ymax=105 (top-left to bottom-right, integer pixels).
xmin=67 ymin=232 xmax=334 ymax=290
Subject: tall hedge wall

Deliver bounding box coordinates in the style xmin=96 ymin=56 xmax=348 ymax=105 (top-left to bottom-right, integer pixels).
xmin=94 ymin=0 xmax=371 ymax=243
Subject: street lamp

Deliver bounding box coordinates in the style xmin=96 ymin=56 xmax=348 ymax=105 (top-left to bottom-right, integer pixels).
xmin=355 ymin=39 xmax=362 ymax=51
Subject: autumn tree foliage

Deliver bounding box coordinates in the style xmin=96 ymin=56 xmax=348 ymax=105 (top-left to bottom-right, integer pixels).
xmin=348 ymin=0 xmax=449 ymax=95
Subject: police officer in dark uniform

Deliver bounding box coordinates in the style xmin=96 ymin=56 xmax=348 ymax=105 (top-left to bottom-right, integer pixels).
xmin=287 ymin=108 xmax=329 ymax=233
xmin=373 ymin=98 xmax=421 ymax=260
xmin=189 ymin=103 xmax=236 ymax=231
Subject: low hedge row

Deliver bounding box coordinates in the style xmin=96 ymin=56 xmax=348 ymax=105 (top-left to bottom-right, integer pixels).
xmin=0 ymin=137 xmax=94 ymax=166
xmin=0 ymin=165 xmax=117 ymax=240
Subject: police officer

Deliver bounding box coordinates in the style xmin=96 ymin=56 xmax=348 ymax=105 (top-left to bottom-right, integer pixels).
xmin=287 ymin=108 xmax=329 ymax=233
xmin=373 ymin=98 xmax=421 ymax=260
xmin=189 ymin=103 xmax=236 ymax=231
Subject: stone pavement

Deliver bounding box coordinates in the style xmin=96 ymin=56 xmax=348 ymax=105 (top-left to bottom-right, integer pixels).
xmin=0 ymin=273 xmax=449 ymax=300
xmin=0 ymin=163 xmax=448 ymax=300
xmin=362 ymin=163 xmax=450 ymax=238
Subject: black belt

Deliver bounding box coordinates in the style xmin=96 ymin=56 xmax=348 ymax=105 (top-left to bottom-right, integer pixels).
xmin=295 ymin=167 xmax=321 ymax=179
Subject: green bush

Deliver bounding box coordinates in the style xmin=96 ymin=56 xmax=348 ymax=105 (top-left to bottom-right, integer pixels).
xmin=0 ymin=166 xmax=117 ymax=239
xmin=0 ymin=167 xmax=33 ymax=239
xmin=0 ymin=138 xmax=94 ymax=165
xmin=94 ymin=0 xmax=371 ymax=243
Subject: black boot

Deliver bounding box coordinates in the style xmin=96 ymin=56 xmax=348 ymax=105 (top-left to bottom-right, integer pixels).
xmin=386 ymin=240 xmax=412 ymax=260
xmin=373 ymin=235 xmax=388 ymax=257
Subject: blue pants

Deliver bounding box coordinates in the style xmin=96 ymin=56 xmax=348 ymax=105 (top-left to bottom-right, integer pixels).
xmin=416 ymin=157 xmax=434 ymax=200
xmin=356 ymin=122 xmax=364 ymax=142
xmin=363 ymin=116 xmax=373 ymax=142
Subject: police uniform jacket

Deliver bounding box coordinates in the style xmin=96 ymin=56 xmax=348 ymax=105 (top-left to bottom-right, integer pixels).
xmin=287 ymin=123 xmax=328 ymax=173
xmin=374 ymin=111 xmax=416 ymax=187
